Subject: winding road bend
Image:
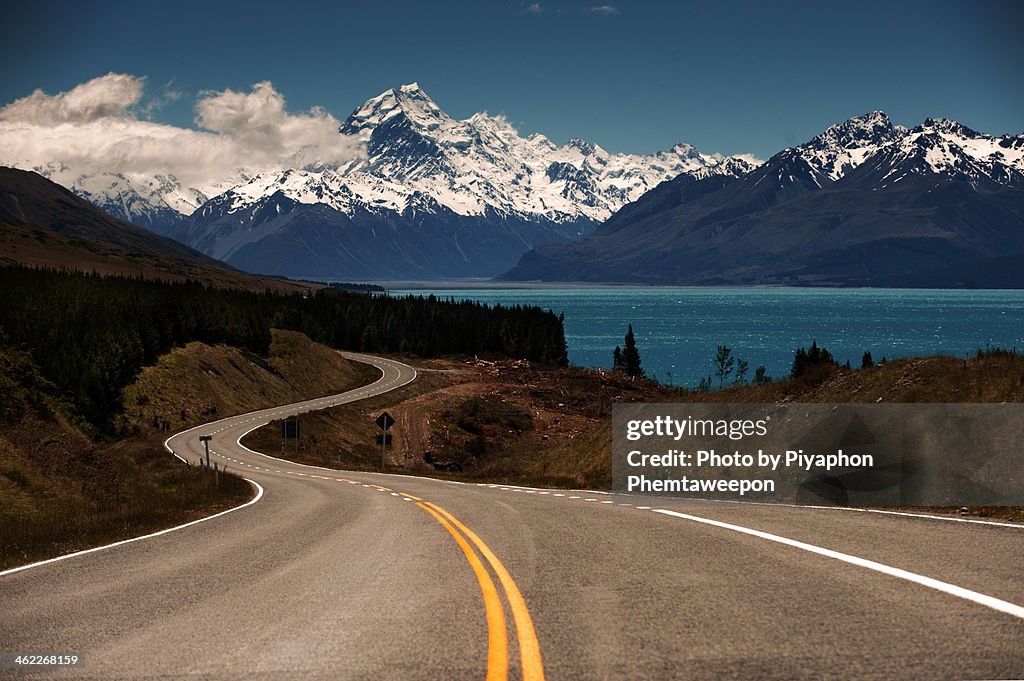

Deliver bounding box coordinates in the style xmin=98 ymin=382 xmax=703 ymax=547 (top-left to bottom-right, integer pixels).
xmin=2 ymin=352 xmax=1023 ymax=680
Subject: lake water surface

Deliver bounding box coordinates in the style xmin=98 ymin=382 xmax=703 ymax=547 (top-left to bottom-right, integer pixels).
xmin=390 ymin=287 xmax=1024 ymax=388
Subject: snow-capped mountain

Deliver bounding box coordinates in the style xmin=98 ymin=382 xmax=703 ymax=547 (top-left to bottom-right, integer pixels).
xmin=165 ymin=83 xmax=755 ymax=278
xmin=331 ymin=82 xmax=750 ymax=223
xmin=19 ymin=163 xmax=212 ymax=233
xmin=860 ymin=118 xmax=1024 ymax=188
xmin=24 ymin=87 xmax=1022 ymax=284
xmin=795 ymin=111 xmax=908 ymax=181
xmin=795 ymin=112 xmax=1024 ymax=187
xmin=69 ymin=172 xmax=210 ymax=233
xmin=503 ymin=112 xmax=1024 ymax=286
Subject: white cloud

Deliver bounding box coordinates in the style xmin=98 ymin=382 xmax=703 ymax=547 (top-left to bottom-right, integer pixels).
xmin=193 ymin=81 xmax=356 ymax=168
xmin=585 ymin=5 xmax=619 ymax=16
xmin=0 ymin=74 xmax=363 ymax=197
xmin=0 ymin=73 xmax=144 ymax=125
xmin=526 ymin=2 xmax=543 ymax=14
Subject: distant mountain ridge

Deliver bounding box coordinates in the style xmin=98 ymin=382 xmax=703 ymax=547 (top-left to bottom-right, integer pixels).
xmin=22 ymin=163 xmax=220 ymax=234
xmin=502 ymin=112 xmax=1024 ymax=287
xmin=163 ymin=84 xmax=753 ymax=278
xmin=21 ymin=83 xmax=755 ymax=279
xmin=16 ymin=92 xmax=1024 ymax=285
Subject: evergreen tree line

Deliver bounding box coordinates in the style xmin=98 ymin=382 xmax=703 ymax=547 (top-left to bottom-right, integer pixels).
xmin=0 ymin=266 xmax=567 ymax=430
xmin=614 ymin=327 xmax=853 ymax=392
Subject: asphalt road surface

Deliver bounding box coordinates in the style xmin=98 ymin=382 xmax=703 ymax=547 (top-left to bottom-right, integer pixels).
xmin=2 ymin=352 xmax=1022 ymax=680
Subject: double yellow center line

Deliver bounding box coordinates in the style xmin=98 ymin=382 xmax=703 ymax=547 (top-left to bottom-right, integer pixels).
xmin=417 ymin=501 xmax=545 ymax=681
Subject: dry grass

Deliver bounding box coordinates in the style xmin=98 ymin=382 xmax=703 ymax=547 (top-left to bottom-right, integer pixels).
xmin=241 ymin=359 xmax=452 ymax=470
xmin=0 ymin=329 xmax=378 ymax=570
xmin=242 ymin=360 xmax=667 ymax=488
xmin=0 ymin=412 xmax=251 ymax=569
xmin=122 ymin=329 xmax=379 ymax=435
xmin=687 ymin=350 xmax=1024 ymax=405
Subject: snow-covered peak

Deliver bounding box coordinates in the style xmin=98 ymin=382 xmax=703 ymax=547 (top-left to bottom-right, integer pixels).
xmin=825 ymin=111 xmax=903 ymax=145
xmin=567 ymin=138 xmax=599 ymax=156
xmin=668 ymin=142 xmax=702 ymax=160
xmin=918 ymin=117 xmax=981 ymax=138
xmin=871 ymin=115 xmax=1020 ymax=181
xmin=324 ymin=83 xmax=757 ymax=223
xmin=222 ymin=168 xmax=345 ymax=211
xmin=798 ymin=111 xmax=906 ymax=180
xmin=691 ymin=156 xmax=757 ymax=180
xmin=40 ymin=82 xmax=764 ymax=230
xmin=340 ymin=82 xmax=449 ymax=136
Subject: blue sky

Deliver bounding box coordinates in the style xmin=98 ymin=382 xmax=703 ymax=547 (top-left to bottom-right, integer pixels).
xmin=1 ymin=0 xmax=1021 ymax=159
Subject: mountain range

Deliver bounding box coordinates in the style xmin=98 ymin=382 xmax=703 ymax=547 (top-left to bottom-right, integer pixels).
xmin=502 ymin=113 xmax=1024 ymax=286
xmin=11 ymin=84 xmax=1024 ymax=287
xmin=27 ymin=83 xmax=753 ymax=280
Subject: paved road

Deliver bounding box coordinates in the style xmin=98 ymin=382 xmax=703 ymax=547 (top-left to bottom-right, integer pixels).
xmin=2 ymin=352 xmax=1023 ymax=680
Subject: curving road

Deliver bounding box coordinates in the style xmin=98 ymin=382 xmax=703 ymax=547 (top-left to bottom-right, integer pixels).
xmin=2 ymin=352 xmax=1023 ymax=680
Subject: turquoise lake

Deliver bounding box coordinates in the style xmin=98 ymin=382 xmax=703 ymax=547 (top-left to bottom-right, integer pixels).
xmin=389 ymin=287 xmax=1024 ymax=388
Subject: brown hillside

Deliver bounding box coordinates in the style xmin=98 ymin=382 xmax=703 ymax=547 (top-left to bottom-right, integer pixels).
xmin=243 ymin=351 xmax=1024 ymax=494
xmin=0 ymin=167 xmax=316 ymax=292
xmin=0 ymin=329 xmax=377 ymax=570
xmin=122 ymin=330 xmax=380 ymax=435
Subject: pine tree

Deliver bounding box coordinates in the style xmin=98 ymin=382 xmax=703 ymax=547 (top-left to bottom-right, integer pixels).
xmin=791 ymin=339 xmax=836 ymax=378
xmin=621 ymin=324 xmax=644 ymax=378
xmin=714 ymin=344 xmax=735 ymax=388
xmin=734 ymin=358 xmax=749 ymax=385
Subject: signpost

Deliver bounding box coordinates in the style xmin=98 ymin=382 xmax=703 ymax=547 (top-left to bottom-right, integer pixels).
xmin=375 ymin=412 xmax=395 ymax=470
xmin=198 ymin=435 xmax=212 ymax=468
xmin=282 ymin=418 xmax=299 ymax=454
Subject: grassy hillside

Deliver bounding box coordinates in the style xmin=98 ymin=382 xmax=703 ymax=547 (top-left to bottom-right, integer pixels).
xmin=122 ymin=330 xmax=379 ymax=435
xmin=687 ymin=349 xmax=1024 ymax=404
xmin=0 ymin=330 xmax=376 ymax=570
xmin=0 ymin=342 xmax=251 ymax=570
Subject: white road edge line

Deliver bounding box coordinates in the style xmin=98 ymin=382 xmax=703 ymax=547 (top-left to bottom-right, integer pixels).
xmin=626 ymin=492 xmax=1024 ymax=530
xmin=0 ymin=480 xmax=265 ymax=578
xmin=5 ymin=354 xmax=414 ymax=578
xmin=653 ymin=509 xmax=1024 ymax=621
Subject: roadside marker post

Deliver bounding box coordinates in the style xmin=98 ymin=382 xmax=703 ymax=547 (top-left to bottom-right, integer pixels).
xmin=282 ymin=418 xmax=300 ymax=454
xmin=198 ymin=435 xmax=212 ymax=468
xmin=375 ymin=412 xmax=395 ymax=470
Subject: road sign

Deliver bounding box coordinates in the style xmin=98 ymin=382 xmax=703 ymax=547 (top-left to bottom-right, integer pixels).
xmin=375 ymin=412 xmax=395 ymax=431
xmin=375 ymin=412 xmax=395 ymax=471
xmin=199 ymin=435 xmax=212 ymax=467
xmin=282 ymin=420 xmax=300 ymax=438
